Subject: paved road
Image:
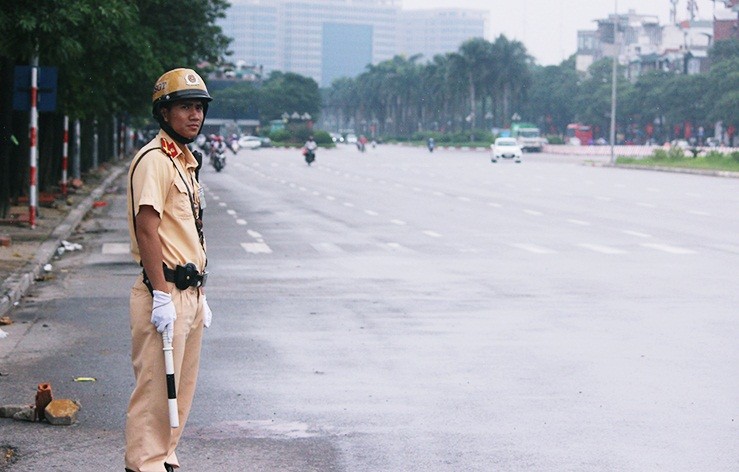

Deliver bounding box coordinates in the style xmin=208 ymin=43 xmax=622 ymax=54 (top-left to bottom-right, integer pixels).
xmin=1 ymin=145 xmax=737 ymax=471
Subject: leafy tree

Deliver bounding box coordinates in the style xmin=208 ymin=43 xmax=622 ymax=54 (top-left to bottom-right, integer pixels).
xmin=0 ymin=0 xmax=230 ymax=217
xmin=709 ymin=38 xmax=739 ymax=64
xmin=209 ymin=82 xmax=260 ymax=120
xmin=260 ymin=71 xmax=321 ymax=122
xmin=523 ymin=59 xmax=579 ymax=135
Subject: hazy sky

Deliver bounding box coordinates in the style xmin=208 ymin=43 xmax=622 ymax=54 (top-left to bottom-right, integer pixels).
xmin=402 ymin=0 xmax=731 ymax=65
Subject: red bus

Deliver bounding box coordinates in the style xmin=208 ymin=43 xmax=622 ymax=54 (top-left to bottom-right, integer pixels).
xmin=566 ymin=123 xmax=593 ymax=145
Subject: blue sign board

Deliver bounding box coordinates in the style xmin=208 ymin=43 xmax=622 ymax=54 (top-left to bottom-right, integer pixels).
xmin=13 ymin=66 xmax=58 ymax=112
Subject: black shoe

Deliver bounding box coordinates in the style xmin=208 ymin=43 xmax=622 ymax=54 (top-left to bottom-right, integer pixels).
xmin=165 ymin=463 xmax=175 ymax=472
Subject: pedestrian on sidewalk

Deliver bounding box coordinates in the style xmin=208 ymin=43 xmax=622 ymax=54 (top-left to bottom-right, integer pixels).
xmin=125 ymin=68 xmax=214 ymax=472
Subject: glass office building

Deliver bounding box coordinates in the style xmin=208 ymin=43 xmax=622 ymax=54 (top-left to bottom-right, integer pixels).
xmin=220 ymin=0 xmax=486 ymax=86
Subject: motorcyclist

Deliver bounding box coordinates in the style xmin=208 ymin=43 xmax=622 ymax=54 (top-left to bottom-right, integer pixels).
xmin=209 ymin=135 xmax=228 ymax=171
xmin=303 ymin=136 xmax=317 ymax=165
xmin=427 ymin=137 xmax=435 ymax=152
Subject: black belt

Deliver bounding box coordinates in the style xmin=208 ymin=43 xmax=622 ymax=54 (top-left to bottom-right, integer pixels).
xmin=163 ymin=265 xmax=208 ymax=289
xmin=143 ymin=263 xmax=208 ymax=292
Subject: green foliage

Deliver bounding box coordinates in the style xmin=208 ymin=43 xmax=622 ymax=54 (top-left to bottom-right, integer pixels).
xmin=617 ymin=149 xmax=739 ymax=172
xmin=268 ymin=129 xmax=292 ymax=143
xmin=546 ymin=135 xmax=564 ymax=145
xmin=209 ymin=82 xmax=259 ymax=120
xmin=324 ymin=34 xmax=738 ymax=142
xmin=313 ymin=131 xmax=333 ymax=145
xmin=260 ymin=71 xmax=321 ymax=122
xmin=0 ymin=0 xmax=231 ymax=119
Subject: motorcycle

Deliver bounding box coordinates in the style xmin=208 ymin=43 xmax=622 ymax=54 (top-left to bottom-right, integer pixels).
xmin=427 ymin=139 xmax=435 ymax=153
xmin=210 ymin=148 xmax=226 ymax=172
xmin=303 ymin=147 xmax=316 ymax=166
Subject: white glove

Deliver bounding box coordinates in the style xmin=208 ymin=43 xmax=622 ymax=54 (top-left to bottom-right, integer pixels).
xmin=202 ymin=295 xmax=213 ymax=328
xmin=151 ymin=290 xmax=176 ymax=340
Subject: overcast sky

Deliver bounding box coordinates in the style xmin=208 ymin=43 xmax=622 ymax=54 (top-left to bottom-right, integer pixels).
xmin=402 ymin=0 xmax=731 ymax=65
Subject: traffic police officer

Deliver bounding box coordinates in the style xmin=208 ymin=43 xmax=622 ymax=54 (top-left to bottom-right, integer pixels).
xmin=125 ymin=68 xmax=213 ymax=472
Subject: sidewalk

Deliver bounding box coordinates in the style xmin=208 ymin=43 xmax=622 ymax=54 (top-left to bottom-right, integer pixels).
xmin=0 ymin=162 xmax=128 ymax=320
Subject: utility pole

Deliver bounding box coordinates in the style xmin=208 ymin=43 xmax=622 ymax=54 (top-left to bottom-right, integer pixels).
xmin=609 ymin=0 xmax=618 ymax=165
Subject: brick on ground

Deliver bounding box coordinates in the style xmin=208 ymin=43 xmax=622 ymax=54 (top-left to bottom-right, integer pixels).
xmin=44 ymin=399 xmax=80 ymax=425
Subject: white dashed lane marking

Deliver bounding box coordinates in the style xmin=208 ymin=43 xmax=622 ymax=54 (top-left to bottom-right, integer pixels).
xmin=567 ymin=219 xmax=590 ymax=226
xmin=622 ymin=230 xmax=652 ymax=238
xmin=241 ymin=242 xmax=272 ymax=254
xmin=578 ymin=243 xmax=627 ymax=254
xmin=640 ymin=243 xmax=696 ymax=254
xmin=512 ymin=243 xmax=556 ymax=254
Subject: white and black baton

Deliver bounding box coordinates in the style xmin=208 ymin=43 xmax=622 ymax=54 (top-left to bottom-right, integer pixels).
xmin=162 ymin=330 xmax=179 ymax=428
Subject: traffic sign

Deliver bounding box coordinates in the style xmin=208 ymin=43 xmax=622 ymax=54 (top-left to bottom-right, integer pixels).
xmin=13 ymin=65 xmax=58 ymax=112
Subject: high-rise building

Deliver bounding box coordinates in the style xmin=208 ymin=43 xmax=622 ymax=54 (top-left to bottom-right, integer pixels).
xmin=398 ymin=9 xmax=489 ymax=61
xmin=220 ymin=0 xmax=486 ymax=87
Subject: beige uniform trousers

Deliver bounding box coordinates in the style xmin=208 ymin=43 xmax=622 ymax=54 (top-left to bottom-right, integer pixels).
xmin=125 ymin=276 xmax=204 ymax=472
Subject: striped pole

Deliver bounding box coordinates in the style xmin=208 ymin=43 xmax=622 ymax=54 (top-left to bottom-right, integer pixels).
xmin=61 ymin=115 xmax=69 ymax=197
xmin=29 ymin=63 xmax=38 ymax=229
xmin=162 ymin=331 xmax=179 ymax=428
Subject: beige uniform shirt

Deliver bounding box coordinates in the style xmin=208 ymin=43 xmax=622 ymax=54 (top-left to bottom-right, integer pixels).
xmin=127 ymin=130 xmax=206 ymax=272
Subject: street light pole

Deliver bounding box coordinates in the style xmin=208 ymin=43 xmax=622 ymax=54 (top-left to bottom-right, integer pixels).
xmin=609 ymin=0 xmax=618 ymax=165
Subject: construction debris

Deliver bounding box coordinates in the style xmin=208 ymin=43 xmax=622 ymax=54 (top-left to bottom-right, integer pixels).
xmin=35 ymin=383 xmax=53 ymax=422
xmin=0 ymin=382 xmax=81 ymax=426
xmin=45 ymin=399 xmax=80 ymax=426
xmin=0 ymin=405 xmax=30 ymax=418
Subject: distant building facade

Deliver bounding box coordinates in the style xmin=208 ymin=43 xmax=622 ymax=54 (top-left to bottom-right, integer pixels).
xmin=220 ymin=0 xmax=486 ymax=87
xmin=576 ymin=5 xmax=738 ymax=80
xmin=398 ymin=9 xmax=489 ymax=61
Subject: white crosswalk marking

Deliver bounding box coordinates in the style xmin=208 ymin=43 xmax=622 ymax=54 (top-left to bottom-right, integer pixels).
xmin=422 ymin=230 xmax=442 ymax=238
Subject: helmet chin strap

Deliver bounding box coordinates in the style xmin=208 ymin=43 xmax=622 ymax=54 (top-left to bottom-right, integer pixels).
xmin=158 ymin=117 xmax=197 ymax=145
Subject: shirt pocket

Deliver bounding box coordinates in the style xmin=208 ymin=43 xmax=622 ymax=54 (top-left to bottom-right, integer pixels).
xmin=170 ymin=177 xmax=193 ymax=220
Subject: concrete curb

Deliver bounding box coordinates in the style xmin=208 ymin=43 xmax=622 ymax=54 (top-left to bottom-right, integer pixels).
xmin=0 ymin=165 xmax=127 ymax=318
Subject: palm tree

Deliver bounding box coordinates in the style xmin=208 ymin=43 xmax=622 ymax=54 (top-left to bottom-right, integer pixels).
xmin=450 ymin=38 xmax=492 ymax=129
xmin=490 ymin=36 xmax=532 ymax=127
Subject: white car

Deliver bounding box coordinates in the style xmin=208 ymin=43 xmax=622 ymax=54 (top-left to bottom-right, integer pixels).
xmin=345 ymin=133 xmax=358 ymax=144
xmin=490 ymin=137 xmax=522 ymax=163
xmin=238 ymin=135 xmax=263 ymax=150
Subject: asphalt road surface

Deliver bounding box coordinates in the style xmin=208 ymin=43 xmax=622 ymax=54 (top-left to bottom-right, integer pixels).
xmin=1 ymin=144 xmax=737 ymax=471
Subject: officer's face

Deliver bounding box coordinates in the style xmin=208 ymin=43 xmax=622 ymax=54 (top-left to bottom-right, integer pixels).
xmin=161 ymin=100 xmax=205 ymax=140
